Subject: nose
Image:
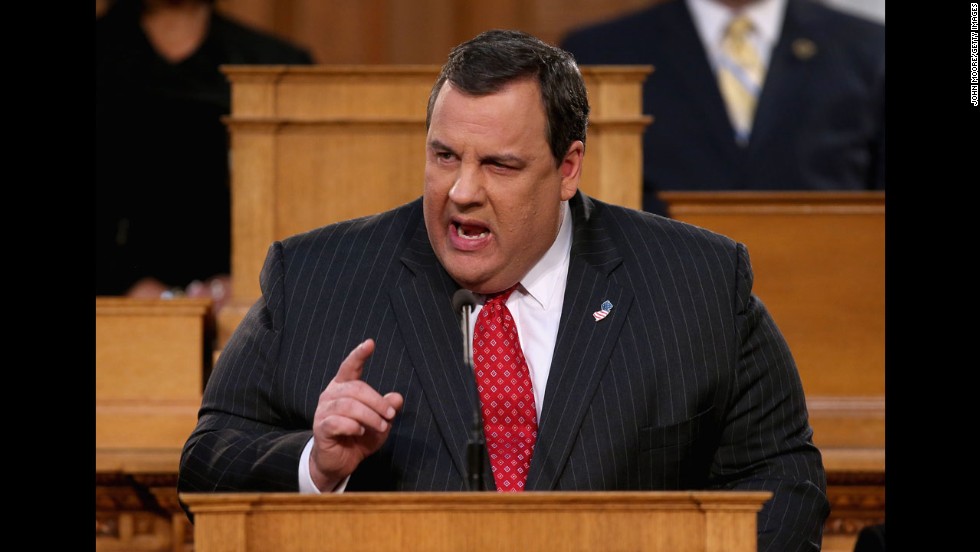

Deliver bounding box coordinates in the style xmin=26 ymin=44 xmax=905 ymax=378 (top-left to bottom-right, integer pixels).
xmin=448 ymin=162 xmax=486 ymax=207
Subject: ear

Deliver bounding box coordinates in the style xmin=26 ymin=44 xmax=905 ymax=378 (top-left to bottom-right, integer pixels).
xmin=559 ymin=140 xmax=584 ymax=201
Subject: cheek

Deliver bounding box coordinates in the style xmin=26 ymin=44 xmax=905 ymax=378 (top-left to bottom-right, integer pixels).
xmin=422 ymin=179 xmax=444 ymax=230
xmin=423 ymin=167 xmax=445 ymax=201
xmin=518 ymin=202 xmax=537 ymax=230
xmin=519 ymin=178 xmax=562 ymax=237
xmin=423 ymin=163 xmax=437 ymax=189
xmin=497 ymin=186 xmax=541 ymax=238
xmin=424 ymin=164 xmax=454 ymax=196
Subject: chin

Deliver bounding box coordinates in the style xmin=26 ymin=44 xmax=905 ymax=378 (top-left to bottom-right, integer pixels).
xmin=446 ymin=271 xmax=486 ymax=292
xmin=445 ymin=267 xmax=494 ymax=294
xmin=440 ymin=252 xmax=514 ymax=294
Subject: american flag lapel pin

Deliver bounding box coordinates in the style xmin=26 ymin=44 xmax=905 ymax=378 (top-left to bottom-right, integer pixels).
xmin=593 ymin=300 xmax=613 ymax=322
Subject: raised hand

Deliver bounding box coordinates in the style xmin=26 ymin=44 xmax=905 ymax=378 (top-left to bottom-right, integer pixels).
xmin=309 ymin=339 xmax=404 ymax=492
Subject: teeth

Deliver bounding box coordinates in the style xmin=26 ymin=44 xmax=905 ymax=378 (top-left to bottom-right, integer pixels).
xmin=456 ymin=225 xmax=489 ymax=240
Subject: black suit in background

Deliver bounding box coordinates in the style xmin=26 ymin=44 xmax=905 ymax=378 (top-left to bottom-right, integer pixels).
xmin=560 ymin=0 xmax=885 ymax=212
xmin=96 ymin=0 xmax=314 ymax=295
xmin=179 ymin=191 xmax=829 ymax=550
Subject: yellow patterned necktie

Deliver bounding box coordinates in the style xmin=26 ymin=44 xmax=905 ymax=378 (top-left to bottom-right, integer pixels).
xmin=717 ymin=15 xmax=764 ymax=144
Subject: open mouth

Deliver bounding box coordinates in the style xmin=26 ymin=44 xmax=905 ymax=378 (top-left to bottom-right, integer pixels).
xmin=453 ymin=221 xmax=490 ymax=240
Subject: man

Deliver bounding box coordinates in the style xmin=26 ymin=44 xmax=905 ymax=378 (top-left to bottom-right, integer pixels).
xmin=560 ymin=0 xmax=885 ymax=212
xmin=179 ymin=29 xmax=828 ymax=550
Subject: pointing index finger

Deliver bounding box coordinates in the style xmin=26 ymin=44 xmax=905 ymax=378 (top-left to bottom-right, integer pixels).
xmin=333 ymin=339 xmax=375 ymax=383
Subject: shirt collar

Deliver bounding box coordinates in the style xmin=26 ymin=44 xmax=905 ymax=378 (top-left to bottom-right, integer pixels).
xmin=688 ymin=0 xmax=786 ymax=54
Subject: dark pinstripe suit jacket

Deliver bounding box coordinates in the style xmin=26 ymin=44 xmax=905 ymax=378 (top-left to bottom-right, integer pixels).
xmin=179 ymin=191 xmax=829 ymax=550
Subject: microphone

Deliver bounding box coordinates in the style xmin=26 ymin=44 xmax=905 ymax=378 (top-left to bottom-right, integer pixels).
xmin=452 ymin=288 xmax=485 ymax=491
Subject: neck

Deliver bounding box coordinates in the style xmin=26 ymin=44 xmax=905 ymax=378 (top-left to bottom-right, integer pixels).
xmin=711 ymin=0 xmax=760 ymax=10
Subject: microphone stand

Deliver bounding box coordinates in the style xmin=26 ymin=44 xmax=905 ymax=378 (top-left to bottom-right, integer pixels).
xmin=453 ymin=289 xmax=486 ymax=491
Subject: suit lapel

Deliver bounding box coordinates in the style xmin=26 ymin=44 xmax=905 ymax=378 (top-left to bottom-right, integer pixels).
xmin=526 ymin=194 xmax=634 ymax=490
xmin=749 ymin=0 xmax=820 ymax=154
xmin=389 ymin=219 xmax=475 ymax=485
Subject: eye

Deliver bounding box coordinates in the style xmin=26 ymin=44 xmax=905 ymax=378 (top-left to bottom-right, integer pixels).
xmin=434 ymin=151 xmax=456 ymax=163
xmin=487 ymin=160 xmax=517 ymax=173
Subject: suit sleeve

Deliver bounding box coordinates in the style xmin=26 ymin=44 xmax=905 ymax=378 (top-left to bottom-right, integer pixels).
xmin=712 ymin=242 xmax=830 ymax=551
xmin=178 ymin=241 xmax=312 ymax=501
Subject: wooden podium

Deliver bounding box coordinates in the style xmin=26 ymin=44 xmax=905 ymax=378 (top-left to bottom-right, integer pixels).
xmin=181 ymin=491 xmax=772 ymax=552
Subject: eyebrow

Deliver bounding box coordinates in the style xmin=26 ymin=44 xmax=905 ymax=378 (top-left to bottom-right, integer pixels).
xmin=427 ymin=139 xmax=455 ymax=154
xmin=482 ymin=153 xmax=526 ymax=168
xmin=428 ymin=139 xmax=526 ymax=167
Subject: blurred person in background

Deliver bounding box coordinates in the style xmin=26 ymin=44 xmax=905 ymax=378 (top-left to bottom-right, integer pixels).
xmin=97 ymin=0 xmax=314 ymax=312
xmin=561 ymin=0 xmax=885 ymax=214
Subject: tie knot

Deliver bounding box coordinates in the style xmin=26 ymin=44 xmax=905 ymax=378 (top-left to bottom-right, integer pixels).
xmin=726 ymin=15 xmax=754 ymax=39
xmin=484 ymin=284 xmax=519 ymax=308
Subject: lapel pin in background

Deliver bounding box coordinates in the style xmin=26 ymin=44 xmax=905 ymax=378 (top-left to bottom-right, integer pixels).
xmin=792 ymin=38 xmax=817 ymax=61
xmin=593 ymin=300 xmax=614 ymax=322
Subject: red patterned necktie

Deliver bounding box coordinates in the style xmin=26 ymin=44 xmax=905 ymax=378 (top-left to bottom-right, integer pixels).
xmin=474 ymin=285 xmax=538 ymax=491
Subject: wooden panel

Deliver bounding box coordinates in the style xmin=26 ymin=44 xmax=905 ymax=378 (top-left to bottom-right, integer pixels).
xmin=228 ymin=66 xmax=436 ymax=119
xmin=579 ymin=67 xmax=652 ymax=210
xmin=582 ymin=125 xmax=646 ymax=209
xmin=273 ymin=123 xmax=425 ymax=238
xmin=663 ymin=192 xmax=885 ymax=399
xmin=183 ymin=492 xmax=770 ymax=552
xmin=386 ymin=1 xmax=458 ymax=64
xmin=96 ymin=468 xmax=879 ymax=552
xmin=96 ymin=298 xmax=210 ymax=552
xmin=809 ymin=397 xmax=885 ymax=451
xmin=581 ymin=66 xmax=650 ymax=118
xmin=96 ymin=299 xmax=209 ymax=402
xmin=227 ymin=124 xmax=278 ymax=303
xmin=96 ymin=297 xmax=212 ymax=470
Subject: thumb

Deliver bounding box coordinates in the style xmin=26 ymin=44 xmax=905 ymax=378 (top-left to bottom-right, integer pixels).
xmin=383 ymin=391 xmax=405 ymax=415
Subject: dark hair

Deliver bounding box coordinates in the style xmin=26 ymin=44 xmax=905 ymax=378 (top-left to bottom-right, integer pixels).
xmin=425 ymin=29 xmax=590 ymax=167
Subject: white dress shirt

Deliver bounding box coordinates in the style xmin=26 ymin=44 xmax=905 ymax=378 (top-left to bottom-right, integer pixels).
xmin=687 ymin=0 xmax=787 ymax=75
xmin=299 ymin=200 xmax=574 ymax=493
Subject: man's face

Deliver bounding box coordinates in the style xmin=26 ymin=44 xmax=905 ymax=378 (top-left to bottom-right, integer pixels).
xmin=423 ymin=78 xmax=582 ymax=294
